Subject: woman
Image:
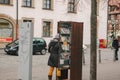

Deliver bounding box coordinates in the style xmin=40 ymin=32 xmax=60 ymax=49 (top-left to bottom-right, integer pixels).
xmin=48 ymin=34 xmax=62 ymax=80
xmin=112 ymin=37 xmax=119 ymax=61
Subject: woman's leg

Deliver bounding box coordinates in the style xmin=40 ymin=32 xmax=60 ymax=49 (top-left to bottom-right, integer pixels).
xmin=115 ymin=49 xmax=118 ymax=60
xmin=56 ymin=68 xmax=61 ymax=80
xmin=48 ymin=66 xmax=54 ymax=80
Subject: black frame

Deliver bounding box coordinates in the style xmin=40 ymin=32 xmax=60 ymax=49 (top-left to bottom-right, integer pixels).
xmin=0 ymin=0 xmax=10 ymax=4
xmin=58 ymin=22 xmax=71 ymax=68
xmin=68 ymin=0 xmax=75 ymax=13
xmin=43 ymin=21 xmax=51 ymax=37
xmin=23 ymin=0 xmax=32 ymax=7
xmin=43 ymin=0 xmax=51 ymax=10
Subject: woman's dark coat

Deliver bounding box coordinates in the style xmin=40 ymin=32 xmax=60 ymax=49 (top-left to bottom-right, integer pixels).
xmin=48 ymin=39 xmax=61 ymax=67
xmin=112 ymin=39 xmax=119 ymax=51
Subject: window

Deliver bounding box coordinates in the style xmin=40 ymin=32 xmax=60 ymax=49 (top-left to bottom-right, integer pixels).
xmin=23 ymin=0 xmax=32 ymax=7
xmin=23 ymin=20 xmax=32 ymax=22
xmin=43 ymin=0 xmax=52 ymax=10
xmin=0 ymin=0 xmax=10 ymax=4
xmin=43 ymin=21 xmax=51 ymax=37
xmin=22 ymin=18 xmax=34 ymax=24
xmin=23 ymin=19 xmax=33 ymax=26
xmin=0 ymin=19 xmax=13 ymax=42
xmin=68 ymin=0 xmax=76 ymax=13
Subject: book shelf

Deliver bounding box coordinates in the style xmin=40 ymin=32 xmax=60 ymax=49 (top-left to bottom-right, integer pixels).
xmin=58 ymin=22 xmax=71 ymax=68
xmin=57 ymin=21 xmax=83 ymax=80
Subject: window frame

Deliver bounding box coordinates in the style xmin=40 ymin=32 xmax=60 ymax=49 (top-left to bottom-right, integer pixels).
xmin=42 ymin=21 xmax=52 ymax=37
xmin=68 ymin=0 xmax=76 ymax=13
xmin=0 ymin=0 xmax=10 ymax=5
xmin=22 ymin=0 xmax=33 ymax=8
xmin=42 ymin=0 xmax=53 ymax=10
xmin=23 ymin=20 xmax=32 ymax=22
xmin=22 ymin=18 xmax=34 ymax=27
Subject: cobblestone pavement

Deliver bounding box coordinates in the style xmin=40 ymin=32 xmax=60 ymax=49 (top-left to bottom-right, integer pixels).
xmin=0 ymin=48 xmax=120 ymax=80
xmin=0 ymin=49 xmax=50 ymax=80
xmin=83 ymin=48 xmax=120 ymax=80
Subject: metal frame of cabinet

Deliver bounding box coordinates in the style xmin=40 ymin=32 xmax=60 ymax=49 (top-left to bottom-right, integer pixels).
xmin=58 ymin=21 xmax=83 ymax=80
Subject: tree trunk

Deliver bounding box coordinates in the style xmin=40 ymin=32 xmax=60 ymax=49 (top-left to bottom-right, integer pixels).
xmin=90 ymin=0 xmax=97 ymax=80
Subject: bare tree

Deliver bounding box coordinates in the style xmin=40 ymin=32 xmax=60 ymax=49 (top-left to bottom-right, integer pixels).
xmin=90 ymin=0 xmax=97 ymax=80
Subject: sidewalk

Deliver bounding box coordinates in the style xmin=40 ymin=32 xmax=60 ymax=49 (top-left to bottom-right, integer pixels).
xmin=82 ymin=48 xmax=120 ymax=80
xmin=83 ymin=48 xmax=119 ymax=64
xmin=0 ymin=48 xmax=120 ymax=80
xmin=82 ymin=60 xmax=120 ymax=80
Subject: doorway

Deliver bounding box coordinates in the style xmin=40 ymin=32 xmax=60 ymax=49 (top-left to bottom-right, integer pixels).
xmin=0 ymin=19 xmax=13 ymax=48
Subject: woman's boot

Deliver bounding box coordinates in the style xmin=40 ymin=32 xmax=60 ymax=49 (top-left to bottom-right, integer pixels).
xmin=48 ymin=76 xmax=52 ymax=80
xmin=56 ymin=76 xmax=61 ymax=80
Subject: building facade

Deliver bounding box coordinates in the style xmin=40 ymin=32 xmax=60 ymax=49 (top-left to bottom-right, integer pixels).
xmin=0 ymin=0 xmax=108 ymax=48
xmin=107 ymin=0 xmax=120 ymax=47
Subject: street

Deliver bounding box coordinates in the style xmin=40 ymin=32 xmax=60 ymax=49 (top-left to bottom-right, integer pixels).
xmin=0 ymin=49 xmax=50 ymax=80
xmin=0 ymin=48 xmax=120 ymax=80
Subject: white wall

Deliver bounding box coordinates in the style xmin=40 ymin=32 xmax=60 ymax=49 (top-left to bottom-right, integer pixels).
xmin=98 ymin=0 xmax=108 ymax=40
xmin=0 ymin=0 xmax=17 ymax=18
xmin=80 ymin=0 xmax=91 ymax=45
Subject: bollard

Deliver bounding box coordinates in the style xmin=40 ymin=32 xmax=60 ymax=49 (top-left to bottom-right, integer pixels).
xmin=99 ymin=49 xmax=101 ymax=63
xmin=82 ymin=50 xmax=85 ymax=65
xmin=113 ymin=49 xmax=116 ymax=61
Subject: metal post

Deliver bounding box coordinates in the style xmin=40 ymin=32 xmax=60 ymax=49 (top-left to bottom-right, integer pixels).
xmin=111 ymin=16 xmax=116 ymax=40
xmin=99 ymin=49 xmax=101 ymax=63
xmin=16 ymin=0 xmax=18 ymax=39
xmin=113 ymin=49 xmax=115 ymax=61
xmin=82 ymin=50 xmax=85 ymax=65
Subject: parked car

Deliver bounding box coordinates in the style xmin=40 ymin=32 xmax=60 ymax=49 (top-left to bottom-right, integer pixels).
xmin=4 ymin=38 xmax=47 ymax=55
